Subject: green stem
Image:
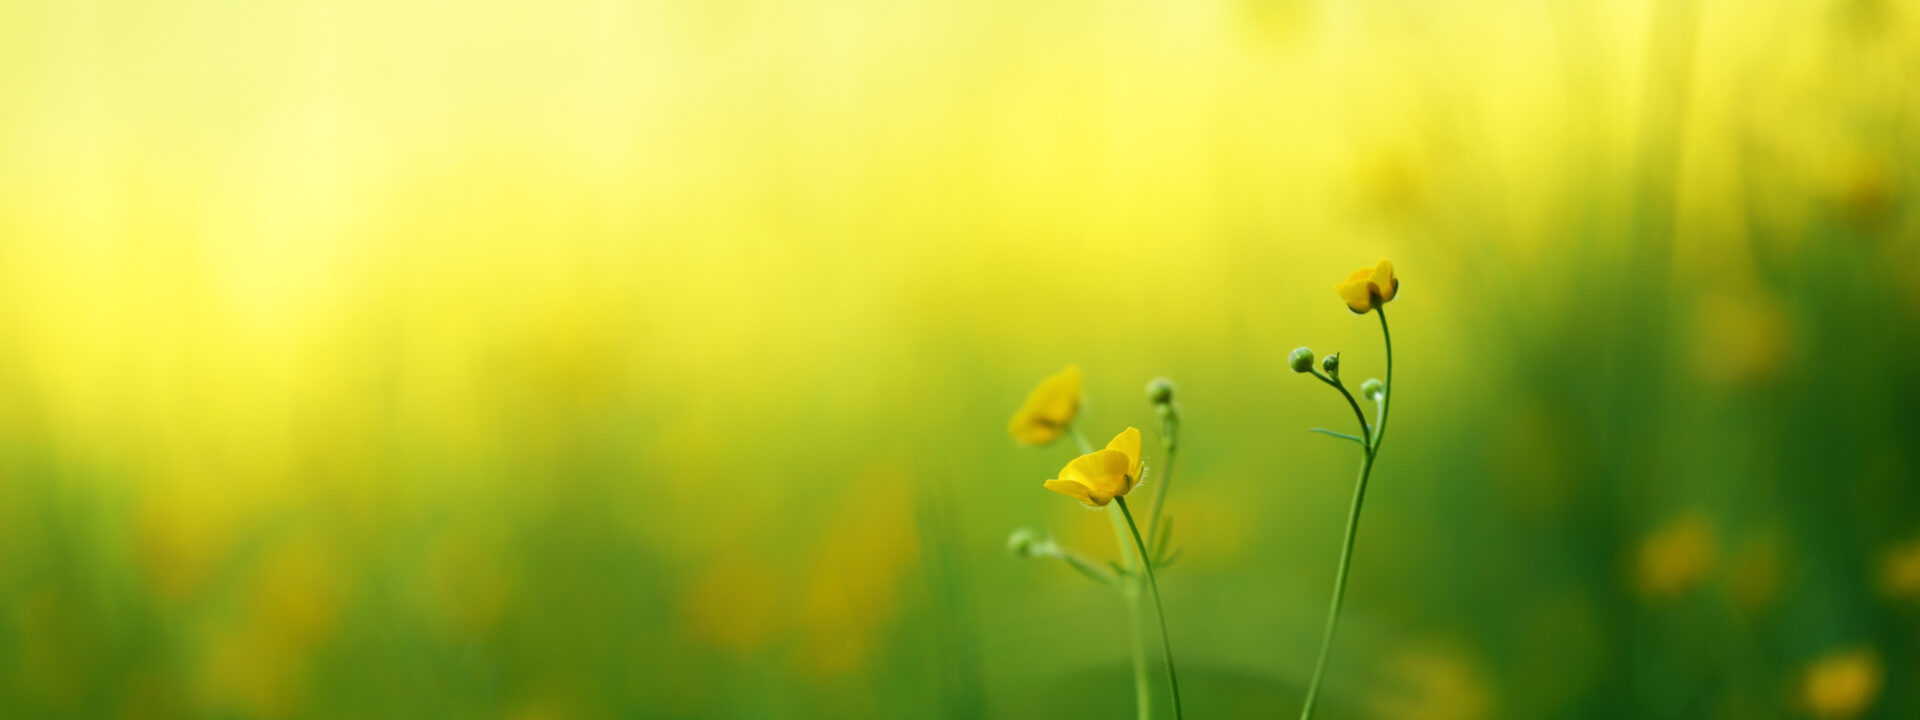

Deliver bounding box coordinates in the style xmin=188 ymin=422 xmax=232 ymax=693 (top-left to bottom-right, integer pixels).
xmin=1298 ymin=307 xmax=1394 ymax=720
xmin=1309 ymin=369 xmax=1371 ymax=442
xmin=1297 ymin=448 xmax=1374 ymax=720
xmin=1126 ymin=584 xmax=1153 ymax=720
xmin=1373 ymin=307 xmax=1392 ymax=449
xmin=1077 ymin=423 xmax=1153 ymax=719
xmin=1118 ymin=497 xmax=1183 ymax=720
xmin=1147 ymin=442 xmax=1177 ymax=550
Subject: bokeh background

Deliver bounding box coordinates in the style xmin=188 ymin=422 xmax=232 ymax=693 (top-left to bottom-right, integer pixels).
xmin=2 ymin=0 xmax=1918 ymax=717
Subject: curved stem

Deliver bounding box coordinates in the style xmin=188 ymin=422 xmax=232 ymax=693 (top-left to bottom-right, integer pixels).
xmin=1309 ymin=369 xmax=1371 ymax=441
xmin=1118 ymin=497 xmax=1183 ymax=720
xmin=1297 ymin=449 xmax=1375 ymax=720
xmin=1373 ymin=307 xmax=1393 ymax=449
xmin=1298 ymin=307 xmax=1396 ymax=719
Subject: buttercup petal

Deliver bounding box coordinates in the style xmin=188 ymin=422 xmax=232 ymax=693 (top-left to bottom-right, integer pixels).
xmin=1373 ymin=260 xmax=1397 ymax=302
xmin=1335 ymin=260 xmax=1399 ymax=313
xmin=1008 ymin=365 xmax=1083 ymax=446
xmin=1104 ymin=427 xmax=1142 ymax=487
xmin=1336 ymin=279 xmax=1374 ymax=313
xmin=1007 ymin=415 xmax=1062 ymax=446
xmin=1059 ymin=449 xmax=1133 ymax=502
xmin=1043 ymin=478 xmax=1101 ymax=506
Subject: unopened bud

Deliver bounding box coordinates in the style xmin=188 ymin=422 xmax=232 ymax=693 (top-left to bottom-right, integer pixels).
xmin=1007 ymin=527 xmax=1047 ymax=558
xmin=1361 ymin=378 xmax=1386 ymax=402
xmin=1145 ymin=377 xmax=1176 ymax=405
xmin=1289 ymin=347 xmax=1315 ymax=373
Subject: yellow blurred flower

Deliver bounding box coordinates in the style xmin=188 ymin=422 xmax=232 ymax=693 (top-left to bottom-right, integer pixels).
xmin=1689 ymin=289 xmax=1790 ymax=387
xmin=1879 ymin=536 xmax=1920 ymax=600
xmin=1369 ymin=643 xmax=1492 ymax=720
xmin=1802 ymin=648 xmax=1881 ymax=719
xmin=1043 ymin=427 xmax=1141 ymax=507
xmin=1636 ymin=513 xmax=1715 ymax=598
xmin=1334 ymin=259 xmax=1399 ymax=314
xmin=1008 ymin=365 xmax=1083 ymax=446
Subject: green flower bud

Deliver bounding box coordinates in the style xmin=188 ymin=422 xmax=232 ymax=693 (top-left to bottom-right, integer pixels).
xmin=1361 ymin=378 xmax=1386 ymax=402
xmin=1007 ymin=527 xmax=1046 ymax=558
xmin=1321 ymin=352 xmax=1340 ymax=378
xmin=1145 ymin=377 xmax=1176 ymax=405
xmin=1288 ymin=347 xmax=1315 ymax=373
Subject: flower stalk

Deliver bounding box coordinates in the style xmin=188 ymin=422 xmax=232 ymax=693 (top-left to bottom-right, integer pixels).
xmin=1297 ymin=304 xmax=1394 ymax=720
xmin=1119 ymin=496 xmax=1183 ymax=720
xmin=1072 ymin=426 xmax=1158 ymax=720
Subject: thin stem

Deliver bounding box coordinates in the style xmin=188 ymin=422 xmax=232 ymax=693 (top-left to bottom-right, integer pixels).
xmin=1298 ymin=449 xmax=1375 ymax=720
xmin=1117 ymin=497 xmax=1182 ymax=720
xmin=1373 ymin=307 xmax=1393 ymax=450
xmin=1298 ymin=307 xmax=1395 ymax=720
xmin=1309 ymin=369 xmax=1371 ymax=441
xmin=1126 ymin=585 xmax=1152 ymax=720
xmin=1079 ymin=423 xmax=1153 ymax=719
xmin=1147 ymin=442 xmax=1177 ymax=550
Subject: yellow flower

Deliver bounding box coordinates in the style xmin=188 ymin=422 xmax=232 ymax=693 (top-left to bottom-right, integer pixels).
xmin=1877 ymin=536 xmax=1920 ymax=600
xmin=1007 ymin=365 xmax=1083 ymax=446
xmin=1335 ymin=259 xmax=1400 ymax=314
xmin=1042 ymin=427 xmax=1142 ymax=507
xmin=1802 ymin=648 xmax=1881 ymax=719
xmin=1635 ymin=513 xmax=1715 ymax=598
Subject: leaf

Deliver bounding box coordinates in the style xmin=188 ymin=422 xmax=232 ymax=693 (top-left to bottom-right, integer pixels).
xmin=1157 ymin=548 xmax=1184 ymax=569
xmin=1062 ymin=554 xmax=1116 ymax=586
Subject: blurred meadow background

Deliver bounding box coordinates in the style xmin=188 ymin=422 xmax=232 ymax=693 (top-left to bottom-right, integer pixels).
xmin=2 ymin=0 xmax=1919 ymax=718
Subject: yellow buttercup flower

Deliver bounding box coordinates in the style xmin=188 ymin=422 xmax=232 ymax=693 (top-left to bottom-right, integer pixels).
xmin=1043 ymin=427 xmax=1142 ymax=507
xmin=1008 ymin=365 xmax=1083 ymax=446
xmin=1335 ymin=259 xmax=1400 ymax=314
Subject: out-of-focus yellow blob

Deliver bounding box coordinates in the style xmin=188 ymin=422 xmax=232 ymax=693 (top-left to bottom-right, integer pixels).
xmin=1690 ymin=289 xmax=1791 ymax=387
xmin=1335 ymin=259 xmax=1399 ymax=314
xmin=1042 ymin=427 xmax=1142 ymax=507
xmin=1879 ymin=537 xmax=1920 ymax=600
xmin=792 ymin=467 xmax=920 ymax=680
xmin=1008 ymin=365 xmax=1083 ymax=446
xmin=1369 ymin=642 xmax=1492 ymax=720
xmin=1802 ymin=649 xmax=1881 ymax=719
xmin=1636 ymin=513 xmax=1715 ymax=598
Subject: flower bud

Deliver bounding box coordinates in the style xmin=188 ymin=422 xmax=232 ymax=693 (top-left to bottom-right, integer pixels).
xmin=1321 ymin=352 xmax=1340 ymax=378
xmin=1007 ymin=527 xmax=1047 ymax=558
xmin=1289 ymin=347 xmax=1315 ymax=373
xmin=1361 ymin=378 xmax=1386 ymax=402
xmin=1145 ymin=377 xmax=1176 ymax=405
